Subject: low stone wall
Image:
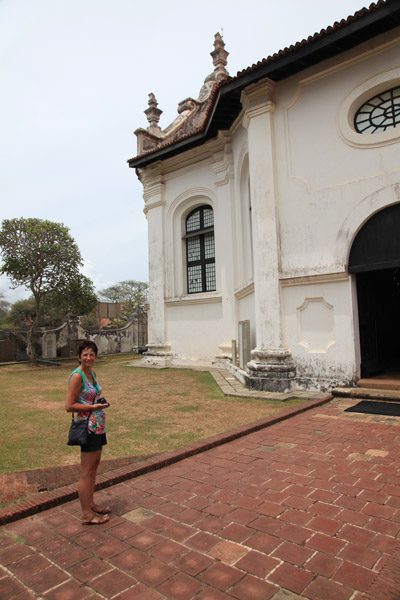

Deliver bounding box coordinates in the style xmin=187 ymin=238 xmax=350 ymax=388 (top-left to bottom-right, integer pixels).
xmin=75 ymin=317 xmax=147 ymax=357
xmin=0 ymin=311 xmax=148 ymax=362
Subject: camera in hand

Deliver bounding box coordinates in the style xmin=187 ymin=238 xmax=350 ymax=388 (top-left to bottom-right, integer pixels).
xmin=98 ymin=397 xmax=109 ymax=405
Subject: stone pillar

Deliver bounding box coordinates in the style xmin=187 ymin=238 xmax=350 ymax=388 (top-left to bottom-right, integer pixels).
xmin=139 ymin=166 xmax=172 ymax=366
xmin=241 ymin=80 xmax=296 ymax=391
xmin=212 ymin=133 xmax=236 ymax=364
xmin=42 ymin=331 xmax=57 ymax=359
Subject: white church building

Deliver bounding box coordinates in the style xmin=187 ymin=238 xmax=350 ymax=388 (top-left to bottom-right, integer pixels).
xmin=129 ymin=1 xmax=400 ymax=392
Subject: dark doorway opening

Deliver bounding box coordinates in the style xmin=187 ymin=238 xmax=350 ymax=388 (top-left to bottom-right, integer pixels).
xmin=349 ymin=203 xmax=400 ymax=379
xmin=356 ymin=268 xmax=400 ymax=377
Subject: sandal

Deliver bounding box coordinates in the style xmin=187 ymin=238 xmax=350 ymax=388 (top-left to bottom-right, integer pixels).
xmin=82 ymin=513 xmax=110 ymax=525
xmin=92 ymin=505 xmax=111 ymax=515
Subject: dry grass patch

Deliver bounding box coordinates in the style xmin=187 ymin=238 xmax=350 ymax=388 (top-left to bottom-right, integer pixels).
xmin=0 ymin=356 xmax=308 ymax=473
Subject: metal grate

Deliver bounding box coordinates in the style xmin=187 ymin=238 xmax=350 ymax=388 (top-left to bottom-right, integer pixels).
xmin=205 ymin=262 xmax=216 ymax=291
xmin=185 ymin=205 xmax=216 ymax=294
xmin=186 ymin=210 xmax=201 ymax=232
xmin=187 ymin=236 xmax=201 ymax=262
xmin=188 ymin=265 xmax=203 ymax=294
xmin=354 ymin=86 xmax=400 ymax=134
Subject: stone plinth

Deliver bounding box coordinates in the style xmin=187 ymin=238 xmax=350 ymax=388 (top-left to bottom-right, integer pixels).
xmin=245 ymin=347 xmax=297 ymax=392
xmin=141 ymin=343 xmax=173 ymax=367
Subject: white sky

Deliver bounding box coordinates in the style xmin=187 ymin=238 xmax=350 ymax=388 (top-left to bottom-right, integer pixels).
xmin=0 ymin=0 xmax=366 ymax=303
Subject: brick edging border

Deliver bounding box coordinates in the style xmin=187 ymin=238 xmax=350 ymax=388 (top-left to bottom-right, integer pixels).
xmin=0 ymin=396 xmax=332 ymax=526
xmin=362 ymin=541 xmax=400 ymax=600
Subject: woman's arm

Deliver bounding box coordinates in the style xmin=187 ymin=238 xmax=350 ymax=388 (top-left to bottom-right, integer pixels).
xmin=65 ymin=373 xmax=105 ymax=413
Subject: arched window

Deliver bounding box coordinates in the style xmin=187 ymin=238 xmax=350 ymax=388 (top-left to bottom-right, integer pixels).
xmin=185 ymin=205 xmax=216 ymax=294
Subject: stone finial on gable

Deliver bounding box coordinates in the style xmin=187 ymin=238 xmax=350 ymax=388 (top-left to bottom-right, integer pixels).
xmin=134 ymin=33 xmax=230 ymax=157
xmin=211 ymin=32 xmax=229 ymax=81
xmin=145 ymin=93 xmax=163 ymax=130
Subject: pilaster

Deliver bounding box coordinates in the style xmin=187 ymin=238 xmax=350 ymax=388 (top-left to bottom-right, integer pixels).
xmin=139 ymin=166 xmax=172 ymax=366
xmin=211 ymin=135 xmax=237 ymax=364
xmin=241 ymin=79 xmax=296 ymax=391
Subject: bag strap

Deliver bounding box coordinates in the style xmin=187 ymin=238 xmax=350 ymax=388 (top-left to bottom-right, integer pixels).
xmin=71 ymin=408 xmax=92 ymax=422
xmin=69 ymin=368 xmax=93 ymax=423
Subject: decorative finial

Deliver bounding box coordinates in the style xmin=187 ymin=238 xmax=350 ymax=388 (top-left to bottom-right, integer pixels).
xmin=145 ymin=93 xmax=162 ymax=129
xmin=210 ymin=32 xmax=229 ymax=80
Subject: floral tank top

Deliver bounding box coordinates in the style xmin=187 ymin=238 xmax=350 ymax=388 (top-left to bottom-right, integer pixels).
xmin=68 ymin=368 xmax=106 ymax=434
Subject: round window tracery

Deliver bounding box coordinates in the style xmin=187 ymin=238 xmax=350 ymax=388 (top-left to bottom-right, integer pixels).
xmin=354 ymin=86 xmax=400 ymax=134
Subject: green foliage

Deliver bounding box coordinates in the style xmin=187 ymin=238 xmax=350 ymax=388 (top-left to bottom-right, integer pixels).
xmin=42 ymin=274 xmax=98 ymax=318
xmin=99 ymin=280 xmax=148 ymax=319
xmin=2 ymin=298 xmax=36 ymax=327
xmin=0 ymin=218 xmax=81 ymax=294
xmin=2 ymin=296 xmax=70 ymax=328
xmin=0 ymin=218 xmax=98 ymax=362
xmin=80 ymin=309 xmax=99 ymax=328
xmin=0 ymin=292 xmax=10 ymax=325
xmin=0 ymin=218 xmax=98 ymax=314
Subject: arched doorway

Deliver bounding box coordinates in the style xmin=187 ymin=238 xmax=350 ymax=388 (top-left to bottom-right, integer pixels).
xmin=349 ymin=203 xmax=400 ymax=378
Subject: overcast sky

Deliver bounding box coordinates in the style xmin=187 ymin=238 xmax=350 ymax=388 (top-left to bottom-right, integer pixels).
xmin=0 ymin=0 xmax=367 ymax=303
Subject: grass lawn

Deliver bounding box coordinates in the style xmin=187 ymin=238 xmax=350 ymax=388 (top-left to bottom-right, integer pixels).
xmin=0 ymin=355 xmax=309 ymax=474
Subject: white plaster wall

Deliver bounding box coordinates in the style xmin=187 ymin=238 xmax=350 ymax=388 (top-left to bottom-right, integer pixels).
xmin=281 ymin=277 xmax=358 ymax=389
xmin=166 ymin=301 xmax=225 ymax=364
xmin=271 ymin=32 xmax=400 ymax=388
xmin=164 ymin=161 xmax=216 ymax=298
xmin=272 ymin=32 xmax=400 ymax=277
xmin=162 ymin=153 xmax=238 ymax=362
xmin=231 ymin=129 xmax=253 ymax=289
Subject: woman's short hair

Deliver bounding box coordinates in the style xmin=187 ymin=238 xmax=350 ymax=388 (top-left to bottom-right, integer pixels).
xmin=77 ymin=340 xmax=98 ymax=358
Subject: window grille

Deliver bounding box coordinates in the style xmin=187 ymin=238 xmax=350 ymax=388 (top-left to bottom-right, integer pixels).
xmin=354 ymin=86 xmax=400 ymax=134
xmin=185 ymin=205 xmax=216 ymax=294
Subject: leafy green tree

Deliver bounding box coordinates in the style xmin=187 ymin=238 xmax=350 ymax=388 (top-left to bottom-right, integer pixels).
xmin=0 ymin=292 xmax=10 ymax=325
xmin=99 ymin=280 xmax=148 ymax=320
xmin=2 ymin=298 xmax=36 ymax=327
xmin=2 ymin=296 xmax=68 ymax=328
xmin=0 ymin=218 xmax=98 ymax=364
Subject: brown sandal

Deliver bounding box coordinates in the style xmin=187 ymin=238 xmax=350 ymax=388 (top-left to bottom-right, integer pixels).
xmin=82 ymin=513 xmax=109 ymax=525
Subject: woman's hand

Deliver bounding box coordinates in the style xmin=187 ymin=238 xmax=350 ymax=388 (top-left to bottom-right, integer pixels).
xmin=93 ymin=402 xmax=110 ymax=410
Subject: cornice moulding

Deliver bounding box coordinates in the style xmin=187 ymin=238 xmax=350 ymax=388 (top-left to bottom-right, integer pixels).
xmin=165 ymin=294 xmax=222 ymax=306
xmin=143 ymin=199 xmax=165 ymax=213
xmin=280 ymin=271 xmax=349 ymax=286
xmin=234 ymin=280 xmax=254 ymax=299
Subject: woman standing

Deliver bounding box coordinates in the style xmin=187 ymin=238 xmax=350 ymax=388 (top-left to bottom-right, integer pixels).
xmin=65 ymin=340 xmax=110 ymax=524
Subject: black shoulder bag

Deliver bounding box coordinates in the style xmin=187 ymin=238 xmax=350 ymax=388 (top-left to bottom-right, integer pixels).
xmin=67 ymin=411 xmax=91 ymax=446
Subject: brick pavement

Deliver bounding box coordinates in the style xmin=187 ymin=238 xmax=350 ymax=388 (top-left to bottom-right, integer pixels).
xmin=1 ymin=397 xmax=400 ymax=599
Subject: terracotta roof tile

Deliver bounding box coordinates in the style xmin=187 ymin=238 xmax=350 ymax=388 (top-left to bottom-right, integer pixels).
xmin=232 ymin=1 xmax=385 ymax=80
xmin=128 ymin=81 xmax=224 ymax=163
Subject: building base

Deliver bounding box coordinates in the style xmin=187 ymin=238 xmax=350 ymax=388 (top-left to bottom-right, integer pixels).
xmin=245 ymin=347 xmax=297 ymax=393
xmin=140 ymin=343 xmax=173 ymax=367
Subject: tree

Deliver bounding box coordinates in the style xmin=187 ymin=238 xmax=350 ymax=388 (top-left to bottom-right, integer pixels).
xmin=2 ymin=296 xmax=69 ymax=328
xmin=2 ymin=298 xmax=36 ymax=327
xmin=0 ymin=218 xmax=98 ymax=364
xmin=0 ymin=292 xmax=10 ymax=325
xmin=99 ymin=280 xmax=148 ymax=319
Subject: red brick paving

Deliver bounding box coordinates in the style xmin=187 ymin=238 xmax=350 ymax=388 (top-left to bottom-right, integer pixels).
xmin=1 ymin=398 xmax=400 ymax=599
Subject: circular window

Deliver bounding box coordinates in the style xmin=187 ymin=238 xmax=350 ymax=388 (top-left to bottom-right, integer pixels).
xmin=354 ymin=86 xmax=400 ymax=134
